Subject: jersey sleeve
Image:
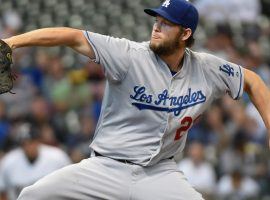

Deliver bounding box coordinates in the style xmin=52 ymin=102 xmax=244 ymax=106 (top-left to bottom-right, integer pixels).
xmin=202 ymin=53 xmax=244 ymax=100
xmin=83 ymin=31 xmax=131 ymax=82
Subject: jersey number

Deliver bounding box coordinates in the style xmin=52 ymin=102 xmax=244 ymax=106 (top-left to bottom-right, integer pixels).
xmin=174 ymin=117 xmax=193 ymax=141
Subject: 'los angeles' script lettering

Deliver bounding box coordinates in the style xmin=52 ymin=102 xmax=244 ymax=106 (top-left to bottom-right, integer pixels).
xmin=130 ymin=86 xmax=206 ymax=116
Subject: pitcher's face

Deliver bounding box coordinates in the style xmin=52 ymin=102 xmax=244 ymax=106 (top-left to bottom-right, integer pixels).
xmin=150 ymin=16 xmax=183 ymax=56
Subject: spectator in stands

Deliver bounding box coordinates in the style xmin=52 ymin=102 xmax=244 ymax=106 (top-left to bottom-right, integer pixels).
xmin=0 ymin=122 xmax=70 ymax=200
xmin=0 ymin=75 xmax=37 ymax=119
xmin=254 ymin=160 xmax=270 ymax=198
xmin=194 ymin=0 xmax=261 ymax=24
xmin=66 ymin=114 xmax=95 ymax=163
xmin=177 ymin=141 xmax=216 ymax=199
xmin=217 ymin=169 xmax=259 ymax=200
xmin=0 ymin=100 xmax=10 ymax=152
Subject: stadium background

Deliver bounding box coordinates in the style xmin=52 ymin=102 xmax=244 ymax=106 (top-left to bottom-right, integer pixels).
xmin=0 ymin=0 xmax=270 ymax=199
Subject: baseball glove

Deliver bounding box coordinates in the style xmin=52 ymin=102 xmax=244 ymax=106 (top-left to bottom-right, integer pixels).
xmin=0 ymin=39 xmax=16 ymax=94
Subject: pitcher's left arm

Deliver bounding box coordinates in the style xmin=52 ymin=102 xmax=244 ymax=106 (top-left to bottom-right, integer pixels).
xmin=244 ymin=68 xmax=270 ymax=147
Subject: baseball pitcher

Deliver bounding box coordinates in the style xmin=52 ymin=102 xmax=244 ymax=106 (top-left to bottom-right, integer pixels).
xmin=0 ymin=0 xmax=269 ymax=199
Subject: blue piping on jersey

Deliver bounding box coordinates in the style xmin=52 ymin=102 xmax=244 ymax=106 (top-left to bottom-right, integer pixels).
xmin=85 ymin=31 xmax=101 ymax=64
xmin=132 ymin=98 xmax=206 ymax=116
xmin=235 ymin=65 xmax=243 ymax=100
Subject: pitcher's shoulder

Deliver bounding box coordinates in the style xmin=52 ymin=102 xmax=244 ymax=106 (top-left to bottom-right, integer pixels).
xmin=187 ymin=49 xmax=226 ymax=68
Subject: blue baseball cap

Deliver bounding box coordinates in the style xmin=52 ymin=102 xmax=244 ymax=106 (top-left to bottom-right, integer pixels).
xmin=144 ymin=0 xmax=199 ymax=34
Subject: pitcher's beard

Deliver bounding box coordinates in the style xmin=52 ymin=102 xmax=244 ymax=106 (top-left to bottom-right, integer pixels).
xmin=150 ymin=36 xmax=181 ymax=56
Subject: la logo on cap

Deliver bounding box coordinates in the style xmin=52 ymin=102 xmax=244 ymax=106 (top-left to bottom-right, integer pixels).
xmin=162 ymin=0 xmax=170 ymax=8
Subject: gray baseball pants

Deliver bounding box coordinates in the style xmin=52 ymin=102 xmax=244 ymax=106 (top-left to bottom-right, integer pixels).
xmin=17 ymin=156 xmax=204 ymax=200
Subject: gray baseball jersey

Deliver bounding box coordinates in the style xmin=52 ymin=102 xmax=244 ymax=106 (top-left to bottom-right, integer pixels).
xmin=83 ymin=31 xmax=244 ymax=166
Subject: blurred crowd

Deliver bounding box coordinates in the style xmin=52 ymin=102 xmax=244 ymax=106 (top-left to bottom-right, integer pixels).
xmin=0 ymin=0 xmax=269 ymax=200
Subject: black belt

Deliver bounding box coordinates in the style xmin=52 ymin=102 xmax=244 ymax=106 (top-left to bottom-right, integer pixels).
xmin=94 ymin=151 xmax=174 ymax=164
xmin=94 ymin=151 xmax=134 ymax=164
